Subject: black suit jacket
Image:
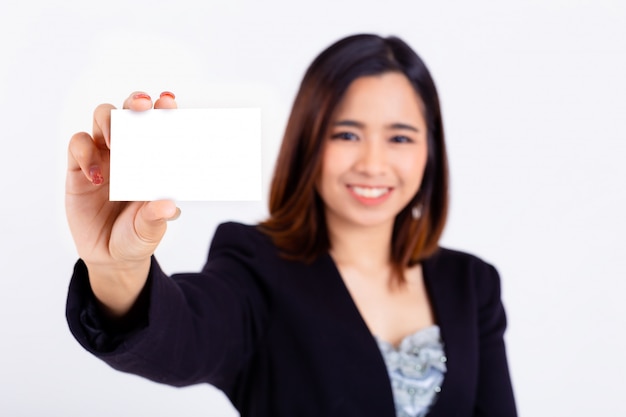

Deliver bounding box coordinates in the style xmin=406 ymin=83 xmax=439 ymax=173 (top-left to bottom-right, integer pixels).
xmin=67 ymin=222 xmax=517 ymax=416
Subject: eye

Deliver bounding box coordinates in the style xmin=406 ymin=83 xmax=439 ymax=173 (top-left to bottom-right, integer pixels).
xmin=331 ymin=131 xmax=359 ymax=141
xmin=390 ymin=135 xmax=415 ymax=144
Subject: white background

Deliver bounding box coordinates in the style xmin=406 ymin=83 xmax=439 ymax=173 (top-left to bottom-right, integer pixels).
xmin=1 ymin=1 xmax=625 ymax=416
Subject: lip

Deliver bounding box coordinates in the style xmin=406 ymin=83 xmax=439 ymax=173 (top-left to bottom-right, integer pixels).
xmin=347 ymin=185 xmax=393 ymax=206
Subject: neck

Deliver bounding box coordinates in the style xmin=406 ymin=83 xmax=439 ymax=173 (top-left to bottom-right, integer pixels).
xmin=326 ymin=219 xmax=394 ymax=274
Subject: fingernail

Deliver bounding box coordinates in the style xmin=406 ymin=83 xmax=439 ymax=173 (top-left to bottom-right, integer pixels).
xmin=167 ymin=207 xmax=181 ymax=222
xmin=89 ymin=166 xmax=104 ymax=185
xmin=160 ymin=91 xmax=175 ymax=100
xmin=133 ymin=93 xmax=151 ymax=100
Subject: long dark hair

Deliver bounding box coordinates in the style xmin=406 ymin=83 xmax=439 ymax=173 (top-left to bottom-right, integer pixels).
xmin=259 ymin=34 xmax=449 ymax=282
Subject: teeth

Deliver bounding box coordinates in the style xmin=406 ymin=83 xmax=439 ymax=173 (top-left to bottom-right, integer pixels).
xmin=352 ymin=186 xmax=390 ymax=198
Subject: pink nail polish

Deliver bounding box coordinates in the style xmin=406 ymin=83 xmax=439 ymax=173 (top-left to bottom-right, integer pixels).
xmin=160 ymin=91 xmax=175 ymax=99
xmin=133 ymin=93 xmax=151 ymax=100
xmin=89 ymin=166 xmax=104 ymax=185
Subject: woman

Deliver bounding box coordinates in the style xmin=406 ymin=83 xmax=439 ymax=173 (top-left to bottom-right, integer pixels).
xmin=66 ymin=34 xmax=517 ymax=416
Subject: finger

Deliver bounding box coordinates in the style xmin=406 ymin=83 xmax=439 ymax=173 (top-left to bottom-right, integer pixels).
xmin=145 ymin=200 xmax=180 ymax=222
xmin=67 ymin=131 xmax=107 ymax=185
xmin=134 ymin=200 xmax=180 ymax=244
xmin=154 ymin=91 xmax=178 ymax=109
xmin=123 ymin=91 xmax=153 ymax=111
xmin=93 ymin=103 xmax=116 ymax=149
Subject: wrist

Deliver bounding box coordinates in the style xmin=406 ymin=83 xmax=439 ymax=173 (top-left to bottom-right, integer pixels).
xmin=85 ymin=258 xmax=152 ymax=319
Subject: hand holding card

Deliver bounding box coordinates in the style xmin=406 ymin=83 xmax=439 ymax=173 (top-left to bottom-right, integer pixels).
xmin=65 ymin=91 xmax=197 ymax=318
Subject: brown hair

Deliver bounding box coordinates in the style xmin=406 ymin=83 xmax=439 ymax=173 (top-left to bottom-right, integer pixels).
xmin=259 ymin=34 xmax=449 ymax=279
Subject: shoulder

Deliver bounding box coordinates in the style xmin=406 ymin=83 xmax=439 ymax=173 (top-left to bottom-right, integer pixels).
xmin=212 ymin=221 xmax=269 ymax=243
xmin=424 ymin=247 xmax=498 ymax=277
xmin=422 ymin=247 xmax=502 ymax=306
xmin=204 ymin=222 xmax=284 ymax=277
xmin=209 ymin=222 xmax=276 ymax=255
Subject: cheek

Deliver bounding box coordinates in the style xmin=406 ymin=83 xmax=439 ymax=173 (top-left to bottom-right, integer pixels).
xmin=320 ymin=146 xmax=350 ymax=181
xmin=400 ymin=151 xmax=427 ymax=184
xmin=317 ymin=148 xmax=340 ymax=193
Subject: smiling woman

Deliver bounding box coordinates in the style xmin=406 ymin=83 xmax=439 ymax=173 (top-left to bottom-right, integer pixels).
xmin=65 ymin=34 xmax=517 ymax=417
xmin=317 ymin=73 xmax=428 ymax=237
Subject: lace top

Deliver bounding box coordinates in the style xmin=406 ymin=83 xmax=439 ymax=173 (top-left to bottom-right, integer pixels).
xmin=375 ymin=326 xmax=447 ymax=417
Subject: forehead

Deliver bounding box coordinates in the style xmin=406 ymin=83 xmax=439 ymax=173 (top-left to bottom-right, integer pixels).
xmin=331 ymin=72 xmax=426 ymax=123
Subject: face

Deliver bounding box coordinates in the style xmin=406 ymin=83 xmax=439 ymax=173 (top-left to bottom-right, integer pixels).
xmin=317 ymin=72 xmax=428 ymax=233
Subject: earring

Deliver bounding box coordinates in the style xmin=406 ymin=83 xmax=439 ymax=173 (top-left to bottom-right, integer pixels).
xmin=412 ymin=204 xmax=423 ymax=220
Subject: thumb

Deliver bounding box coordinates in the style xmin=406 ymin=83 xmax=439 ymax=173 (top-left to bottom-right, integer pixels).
xmin=134 ymin=200 xmax=180 ymax=244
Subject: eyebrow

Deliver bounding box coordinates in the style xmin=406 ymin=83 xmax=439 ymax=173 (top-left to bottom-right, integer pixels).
xmin=333 ymin=120 xmax=420 ymax=132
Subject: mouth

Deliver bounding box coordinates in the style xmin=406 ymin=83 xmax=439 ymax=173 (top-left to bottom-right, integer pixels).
xmin=349 ymin=185 xmax=392 ymax=199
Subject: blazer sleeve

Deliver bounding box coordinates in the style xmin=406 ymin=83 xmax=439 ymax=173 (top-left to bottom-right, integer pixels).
xmin=474 ymin=263 xmax=517 ymax=416
xmin=65 ymin=222 xmax=270 ymax=392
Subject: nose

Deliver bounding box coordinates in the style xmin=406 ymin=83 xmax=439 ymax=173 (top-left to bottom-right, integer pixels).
xmin=355 ymin=139 xmax=387 ymax=176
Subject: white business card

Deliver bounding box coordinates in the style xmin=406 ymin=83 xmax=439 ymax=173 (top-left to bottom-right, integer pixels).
xmin=109 ymin=108 xmax=262 ymax=201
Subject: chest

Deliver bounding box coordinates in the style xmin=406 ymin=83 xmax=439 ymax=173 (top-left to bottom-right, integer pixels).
xmin=249 ymin=254 xmax=479 ymax=417
xmin=337 ymin=264 xmax=435 ymax=346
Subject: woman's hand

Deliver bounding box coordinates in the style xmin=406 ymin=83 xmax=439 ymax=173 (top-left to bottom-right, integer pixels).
xmin=65 ymin=91 xmax=179 ymax=317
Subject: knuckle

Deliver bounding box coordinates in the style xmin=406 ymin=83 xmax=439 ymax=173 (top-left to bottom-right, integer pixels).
xmin=68 ymin=132 xmax=90 ymax=151
xmin=94 ymin=103 xmax=114 ymax=115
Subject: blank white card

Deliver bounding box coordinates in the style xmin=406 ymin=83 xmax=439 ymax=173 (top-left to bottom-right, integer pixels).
xmin=110 ymin=108 xmax=262 ymax=201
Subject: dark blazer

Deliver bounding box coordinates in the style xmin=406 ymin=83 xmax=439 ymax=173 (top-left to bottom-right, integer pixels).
xmin=66 ymin=222 xmax=517 ymax=416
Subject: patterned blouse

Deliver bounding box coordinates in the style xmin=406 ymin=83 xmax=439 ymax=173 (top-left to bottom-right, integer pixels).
xmin=375 ymin=326 xmax=447 ymax=417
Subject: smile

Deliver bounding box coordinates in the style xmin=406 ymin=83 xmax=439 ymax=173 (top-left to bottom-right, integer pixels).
xmin=350 ymin=186 xmax=392 ymax=199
